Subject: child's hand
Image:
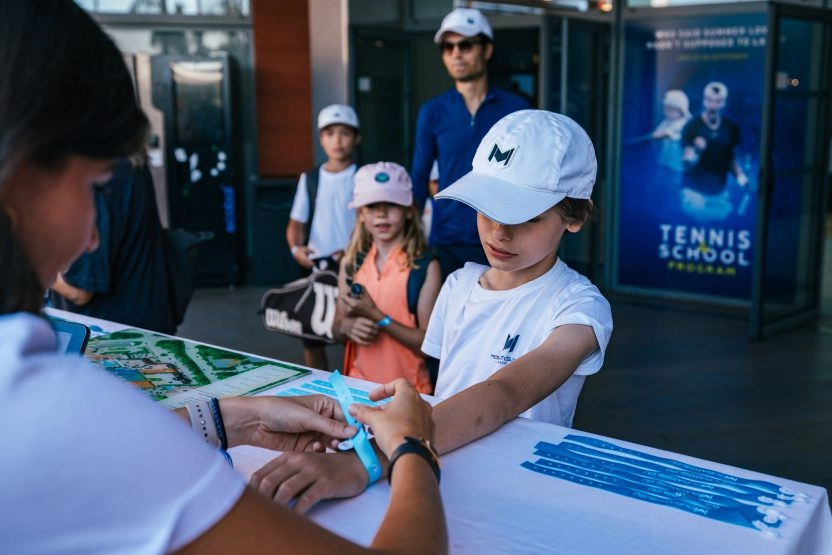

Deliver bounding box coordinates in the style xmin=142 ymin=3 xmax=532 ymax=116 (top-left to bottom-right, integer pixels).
xmin=340 ymin=290 xmax=382 ymax=321
xmin=340 ymin=316 xmax=379 ymax=345
xmin=293 ymin=245 xmax=315 ymax=270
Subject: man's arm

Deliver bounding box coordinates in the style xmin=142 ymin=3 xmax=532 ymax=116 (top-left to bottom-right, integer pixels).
xmin=51 ymin=273 xmax=94 ymax=306
xmin=410 ymin=104 xmax=437 ymax=209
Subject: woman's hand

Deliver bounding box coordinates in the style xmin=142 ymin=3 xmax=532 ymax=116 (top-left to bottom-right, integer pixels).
xmin=220 ymin=395 xmax=357 ymax=452
xmin=350 ymin=379 xmax=434 ymax=457
xmin=339 ymin=316 xmax=379 ymax=345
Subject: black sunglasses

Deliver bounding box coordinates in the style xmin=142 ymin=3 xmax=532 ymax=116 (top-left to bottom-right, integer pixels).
xmin=439 ymin=38 xmax=481 ymax=54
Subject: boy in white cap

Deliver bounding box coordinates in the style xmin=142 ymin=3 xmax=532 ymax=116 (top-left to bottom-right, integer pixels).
xmin=411 ymin=7 xmax=530 ymax=280
xmin=286 ymin=103 xmax=361 ymax=369
xmin=651 ymin=89 xmax=691 ymax=174
xmin=425 ymin=109 xmax=613 ymax=430
xmin=250 ymin=110 xmax=613 ymax=508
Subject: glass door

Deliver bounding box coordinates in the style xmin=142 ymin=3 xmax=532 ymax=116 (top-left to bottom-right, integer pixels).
xmin=750 ymin=7 xmax=832 ymax=338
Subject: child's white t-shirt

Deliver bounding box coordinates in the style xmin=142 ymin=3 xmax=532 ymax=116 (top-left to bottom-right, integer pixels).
xmin=289 ymin=164 xmax=357 ymax=259
xmin=422 ymin=260 xmax=613 ymax=427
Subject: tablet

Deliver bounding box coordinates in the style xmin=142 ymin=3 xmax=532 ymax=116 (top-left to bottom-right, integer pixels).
xmin=49 ymin=317 xmax=91 ymax=355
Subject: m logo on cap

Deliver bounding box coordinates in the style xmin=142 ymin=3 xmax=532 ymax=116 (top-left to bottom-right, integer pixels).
xmin=487 ymin=143 xmax=516 ymax=167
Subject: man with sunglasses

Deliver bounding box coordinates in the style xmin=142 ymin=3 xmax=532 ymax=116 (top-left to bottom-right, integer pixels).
xmin=411 ymin=7 xmax=530 ymax=279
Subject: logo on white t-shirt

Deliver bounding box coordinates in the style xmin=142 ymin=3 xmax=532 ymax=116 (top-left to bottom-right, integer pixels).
xmin=490 ymin=333 xmax=520 ymax=366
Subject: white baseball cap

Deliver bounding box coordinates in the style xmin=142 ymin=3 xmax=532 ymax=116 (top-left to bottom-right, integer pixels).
xmin=349 ymin=162 xmax=413 ymax=209
xmin=317 ymin=104 xmax=359 ymax=131
xmin=434 ymin=7 xmax=493 ymax=44
xmin=435 ymin=110 xmax=596 ymax=225
xmin=662 ymin=89 xmax=691 ymax=118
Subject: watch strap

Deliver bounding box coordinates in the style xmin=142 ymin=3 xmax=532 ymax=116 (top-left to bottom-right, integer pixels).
xmin=388 ymin=436 xmax=441 ymax=485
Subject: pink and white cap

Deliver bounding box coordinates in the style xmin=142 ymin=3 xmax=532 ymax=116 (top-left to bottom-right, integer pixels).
xmin=349 ymin=161 xmax=413 ymax=209
xmin=435 ymin=110 xmax=596 ymax=225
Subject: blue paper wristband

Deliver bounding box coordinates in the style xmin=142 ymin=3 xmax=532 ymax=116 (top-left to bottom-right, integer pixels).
xmin=329 ymin=371 xmax=382 ymax=485
xmin=377 ymin=315 xmax=392 ymax=328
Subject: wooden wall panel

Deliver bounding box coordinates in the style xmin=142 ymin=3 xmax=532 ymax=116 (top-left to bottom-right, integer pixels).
xmin=251 ymin=0 xmax=313 ymax=178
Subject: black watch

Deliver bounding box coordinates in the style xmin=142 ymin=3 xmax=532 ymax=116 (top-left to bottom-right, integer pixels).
xmin=387 ymin=436 xmax=441 ymax=485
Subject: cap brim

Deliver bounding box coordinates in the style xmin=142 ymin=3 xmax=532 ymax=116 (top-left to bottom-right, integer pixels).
xmin=435 ymin=171 xmax=566 ymax=225
xmin=348 ymin=191 xmax=412 ymax=210
xmin=434 ymin=25 xmax=480 ymax=43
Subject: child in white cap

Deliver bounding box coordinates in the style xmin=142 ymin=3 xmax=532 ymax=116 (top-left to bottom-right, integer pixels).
xmin=425 ymin=109 xmax=613 ymax=430
xmin=286 ymin=103 xmax=360 ymax=370
xmin=334 ymin=162 xmax=442 ymax=394
xmin=250 ymin=110 xmax=613 ymax=505
xmin=651 ymin=89 xmax=691 ymax=174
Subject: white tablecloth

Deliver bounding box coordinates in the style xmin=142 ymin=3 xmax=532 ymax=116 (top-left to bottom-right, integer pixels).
xmin=52 ymin=308 xmax=832 ymax=554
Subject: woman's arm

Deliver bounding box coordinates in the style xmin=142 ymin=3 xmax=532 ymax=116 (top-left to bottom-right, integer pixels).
xmin=176 ymin=380 xmax=447 ymax=555
xmin=173 ymin=395 xmax=357 ymax=452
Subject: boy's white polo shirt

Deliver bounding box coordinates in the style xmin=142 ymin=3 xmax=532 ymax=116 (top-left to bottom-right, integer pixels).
xmin=290 ymin=164 xmax=357 ymax=259
xmin=423 ymin=260 xmax=612 ymax=427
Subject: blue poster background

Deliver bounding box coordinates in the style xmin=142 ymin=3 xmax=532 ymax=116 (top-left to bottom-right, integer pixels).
xmin=617 ymin=14 xmax=767 ymax=300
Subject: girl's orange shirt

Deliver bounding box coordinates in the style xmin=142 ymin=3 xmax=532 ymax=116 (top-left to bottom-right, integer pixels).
xmin=345 ymin=244 xmax=432 ymax=393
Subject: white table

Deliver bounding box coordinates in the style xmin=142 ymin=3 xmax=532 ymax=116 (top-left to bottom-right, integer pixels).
xmin=52 ymin=308 xmax=832 ymax=554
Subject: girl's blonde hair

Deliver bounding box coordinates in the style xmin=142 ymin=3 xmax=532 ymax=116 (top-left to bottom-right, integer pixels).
xmin=343 ymin=201 xmax=428 ymax=280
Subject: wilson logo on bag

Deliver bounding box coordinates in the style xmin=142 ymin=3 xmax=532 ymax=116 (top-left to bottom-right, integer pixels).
xmin=258 ymin=271 xmax=338 ymax=343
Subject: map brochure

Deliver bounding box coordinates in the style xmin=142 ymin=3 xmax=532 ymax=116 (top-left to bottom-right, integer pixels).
xmin=85 ymin=328 xmax=310 ymax=408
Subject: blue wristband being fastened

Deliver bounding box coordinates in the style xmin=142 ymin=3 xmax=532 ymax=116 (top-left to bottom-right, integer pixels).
xmin=329 ymin=371 xmax=382 ymax=486
xmin=377 ymin=315 xmax=392 ymax=327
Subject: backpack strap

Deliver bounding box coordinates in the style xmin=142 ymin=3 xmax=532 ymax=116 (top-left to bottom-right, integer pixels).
xmin=303 ymin=164 xmax=321 ymax=243
xmin=406 ymin=250 xmax=437 ymax=326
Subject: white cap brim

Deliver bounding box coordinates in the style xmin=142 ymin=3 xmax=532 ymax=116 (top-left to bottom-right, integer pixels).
xmin=435 ymin=171 xmax=566 ymax=225
xmin=434 ymin=25 xmax=479 ymax=43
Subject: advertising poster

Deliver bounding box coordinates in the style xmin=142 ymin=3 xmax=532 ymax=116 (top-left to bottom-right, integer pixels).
xmin=617 ymin=13 xmax=767 ymax=300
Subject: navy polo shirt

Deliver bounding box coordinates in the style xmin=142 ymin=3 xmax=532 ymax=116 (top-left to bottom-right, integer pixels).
xmin=411 ymin=86 xmax=530 ymax=246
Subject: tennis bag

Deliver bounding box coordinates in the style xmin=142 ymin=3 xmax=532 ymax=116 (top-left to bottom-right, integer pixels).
xmin=258 ymin=270 xmax=338 ymax=344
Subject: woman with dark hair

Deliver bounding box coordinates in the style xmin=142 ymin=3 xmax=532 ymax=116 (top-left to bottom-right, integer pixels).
xmin=0 ymin=2 xmax=446 ymax=553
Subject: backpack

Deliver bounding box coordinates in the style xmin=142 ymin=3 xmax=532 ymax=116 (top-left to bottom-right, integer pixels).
xmin=258 ymin=270 xmax=339 ymax=344
xmin=302 ymin=165 xmax=321 ymax=243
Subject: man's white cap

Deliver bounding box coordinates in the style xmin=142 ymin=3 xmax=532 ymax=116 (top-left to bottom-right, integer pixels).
xmin=433 ymin=7 xmax=493 ymax=44
xmin=317 ymin=104 xmax=359 ymax=130
xmin=435 ymin=110 xmax=596 ymax=225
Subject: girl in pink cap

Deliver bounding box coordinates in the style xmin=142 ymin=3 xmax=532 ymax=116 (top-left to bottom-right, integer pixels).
xmin=333 ymin=162 xmax=442 ymax=394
